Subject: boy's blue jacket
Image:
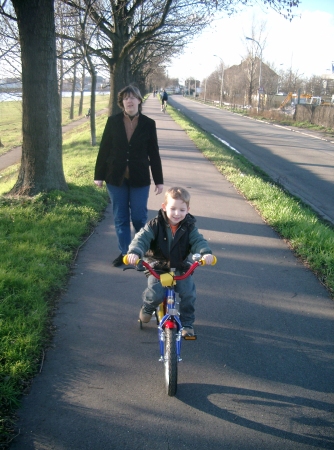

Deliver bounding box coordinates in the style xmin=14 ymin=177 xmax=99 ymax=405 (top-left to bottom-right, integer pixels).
xmin=128 ymin=209 xmax=212 ymax=272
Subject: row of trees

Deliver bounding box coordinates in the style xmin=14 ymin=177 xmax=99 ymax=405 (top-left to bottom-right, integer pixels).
xmin=166 ymin=21 xmax=333 ymax=111
xmin=0 ymin=0 xmax=301 ymax=196
xmin=187 ymin=60 xmax=333 ymax=109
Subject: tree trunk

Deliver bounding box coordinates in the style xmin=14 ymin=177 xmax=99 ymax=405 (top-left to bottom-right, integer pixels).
xmin=78 ymin=66 xmax=85 ymax=117
xmin=85 ymin=53 xmax=97 ymax=146
xmin=108 ymin=58 xmax=129 ymax=116
xmin=58 ymin=31 xmax=64 ymax=120
xmin=70 ymin=62 xmax=77 ymax=120
xmin=89 ymin=68 xmax=97 ymax=146
xmin=10 ymin=0 xmax=67 ymax=196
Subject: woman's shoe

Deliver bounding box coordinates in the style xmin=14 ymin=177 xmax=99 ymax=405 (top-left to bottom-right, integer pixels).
xmin=181 ymin=326 xmax=195 ymax=338
xmin=112 ymin=253 xmax=125 ymax=267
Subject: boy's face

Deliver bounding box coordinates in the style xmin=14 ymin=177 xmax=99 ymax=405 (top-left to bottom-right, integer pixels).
xmin=162 ymin=196 xmax=189 ymax=226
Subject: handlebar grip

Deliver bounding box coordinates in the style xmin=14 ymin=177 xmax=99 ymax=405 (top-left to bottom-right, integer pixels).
xmin=123 ymin=255 xmax=129 ymax=265
xmin=201 ymin=255 xmax=217 ymax=266
xmin=123 ymin=255 xmax=141 ymax=266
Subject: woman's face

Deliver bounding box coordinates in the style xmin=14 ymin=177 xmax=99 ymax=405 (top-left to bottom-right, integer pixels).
xmin=122 ymin=93 xmax=141 ymax=116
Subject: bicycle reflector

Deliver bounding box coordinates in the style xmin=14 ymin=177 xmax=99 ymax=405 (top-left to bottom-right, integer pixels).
xmin=183 ymin=334 xmax=197 ymax=340
xmin=160 ymin=272 xmax=176 ymax=287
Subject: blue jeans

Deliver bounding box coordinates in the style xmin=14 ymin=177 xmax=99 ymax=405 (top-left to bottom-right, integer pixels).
xmin=107 ymin=180 xmax=150 ymax=255
xmin=143 ymin=274 xmax=197 ymax=328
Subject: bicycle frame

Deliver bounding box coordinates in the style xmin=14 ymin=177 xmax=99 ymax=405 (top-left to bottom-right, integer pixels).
xmin=123 ymin=254 xmax=216 ymax=396
xmin=158 ymin=286 xmax=183 ymax=362
xmin=140 ymin=260 xmax=203 ymax=354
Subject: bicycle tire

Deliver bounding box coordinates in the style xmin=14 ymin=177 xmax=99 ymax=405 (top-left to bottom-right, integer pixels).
xmin=164 ymin=327 xmax=177 ymax=396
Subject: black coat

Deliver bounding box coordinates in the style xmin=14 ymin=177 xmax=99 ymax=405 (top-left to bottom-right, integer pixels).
xmin=94 ymin=112 xmax=163 ymax=187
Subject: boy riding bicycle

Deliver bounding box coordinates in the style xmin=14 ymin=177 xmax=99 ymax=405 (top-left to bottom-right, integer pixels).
xmin=127 ymin=187 xmax=214 ymax=338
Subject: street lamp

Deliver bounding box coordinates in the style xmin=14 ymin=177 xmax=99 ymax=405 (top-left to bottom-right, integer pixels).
xmin=277 ymin=63 xmax=283 ymax=94
xmin=213 ymin=54 xmax=224 ymax=107
xmin=246 ymin=37 xmax=263 ymax=110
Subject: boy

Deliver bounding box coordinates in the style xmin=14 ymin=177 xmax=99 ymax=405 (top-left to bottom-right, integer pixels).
xmin=127 ymin=187 xmax=214 ymax=337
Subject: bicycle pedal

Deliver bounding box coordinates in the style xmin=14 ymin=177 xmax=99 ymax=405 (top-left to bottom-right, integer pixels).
xmin=183 ymin=334 xmax=197 ymax=340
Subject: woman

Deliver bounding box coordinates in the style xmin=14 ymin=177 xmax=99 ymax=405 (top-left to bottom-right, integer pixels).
xmin=94 ymin=85 xmax=164 ymax=266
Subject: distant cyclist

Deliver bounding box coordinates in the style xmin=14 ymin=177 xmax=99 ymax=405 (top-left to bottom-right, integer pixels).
xmin=161 ymin=89 xmax=168 ymax=111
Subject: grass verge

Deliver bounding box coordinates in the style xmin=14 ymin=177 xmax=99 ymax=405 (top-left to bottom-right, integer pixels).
xmin=0 ymin=115 xmax=109 ymax=447
xmin=186 ymin=96 xmax=334 ymax=138
xmin=0 ymin=94 xmax=109 ymax=156
xmin=167 ymin=104 xmax=334 ymax=299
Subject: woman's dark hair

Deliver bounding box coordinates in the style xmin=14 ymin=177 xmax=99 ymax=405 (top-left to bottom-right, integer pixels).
xmin=117 ymin=85 xmax=143 ymax=112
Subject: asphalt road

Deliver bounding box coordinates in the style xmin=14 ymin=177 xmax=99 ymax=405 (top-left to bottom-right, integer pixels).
xmin=169 ymin=96 xmax=334 ymax=225
xmin=10 ymin=96 xmax=334 ymax=449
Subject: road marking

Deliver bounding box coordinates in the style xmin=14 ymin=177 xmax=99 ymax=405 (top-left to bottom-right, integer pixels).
xmin=211 ymin=134 xmax=240 ymax=153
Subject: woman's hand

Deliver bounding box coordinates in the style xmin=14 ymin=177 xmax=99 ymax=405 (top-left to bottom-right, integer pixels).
xmin=155 ymin=184 xmax=164 ymax=195
xmin=94 ymin=180 xmax=103 ymax=187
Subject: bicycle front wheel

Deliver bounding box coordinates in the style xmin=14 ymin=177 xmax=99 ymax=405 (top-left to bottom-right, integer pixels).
xmin=164 ymin=328 xmax=177 ymax=396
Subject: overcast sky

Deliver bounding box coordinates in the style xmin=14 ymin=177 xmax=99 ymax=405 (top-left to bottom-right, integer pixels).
xmin=167 ymin=0 xmax=334 ymax=82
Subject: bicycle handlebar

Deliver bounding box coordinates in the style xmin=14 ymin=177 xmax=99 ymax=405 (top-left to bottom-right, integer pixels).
xmin=123 ymin=255 xmax=217 ymax=283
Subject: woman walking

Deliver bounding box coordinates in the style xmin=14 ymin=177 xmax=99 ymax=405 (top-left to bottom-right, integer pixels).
xmin=94 ymin=86 xmax=164 ymax=266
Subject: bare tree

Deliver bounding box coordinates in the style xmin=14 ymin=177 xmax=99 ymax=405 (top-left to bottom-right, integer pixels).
xmin=279 ymin=67 xmax=306 ymax=94
xmin=59 ymin=0 xmax=253 ymax=115
xmin=8 ymin=0 xmax=67 ymax=196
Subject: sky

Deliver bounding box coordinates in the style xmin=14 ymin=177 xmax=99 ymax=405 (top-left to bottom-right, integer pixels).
xmin=167 ymin=0 xmax=334 ymax=82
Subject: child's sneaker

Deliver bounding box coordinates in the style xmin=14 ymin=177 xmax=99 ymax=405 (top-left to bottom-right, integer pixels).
xmin=139 ymin=307 xmax=152 ymax=323
xmin=181 ymin=326 xmax=195 ymax=338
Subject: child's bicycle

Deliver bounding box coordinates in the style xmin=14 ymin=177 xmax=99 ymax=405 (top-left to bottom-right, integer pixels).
xmin=123 ymin=253 xmax=217 ymax=396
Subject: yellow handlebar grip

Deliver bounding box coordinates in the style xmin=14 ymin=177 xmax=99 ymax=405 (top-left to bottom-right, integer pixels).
xmin=201 ymin=255 xmax=217 ymax=266
xmin=123 ymin=255 xmax=129 ymax=265
xmin=123 ymin=255 xmax=141 ymax=265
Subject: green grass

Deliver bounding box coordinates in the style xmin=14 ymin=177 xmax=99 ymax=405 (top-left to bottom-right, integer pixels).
xmin=0 ymin=94 xmax=109 ymax=156
xmin=0 ymin=115 xmax=109 ymax=446
xmin=0 ymin=101 xmax=22 ymax=156
xmin=167 ymin=104 xmax=334 ymax=298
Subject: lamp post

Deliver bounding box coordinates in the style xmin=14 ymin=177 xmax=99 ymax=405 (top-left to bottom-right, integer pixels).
xmin=246 ymin=37 xmax=263 ymax=110
xmin=213 ymin=54 xmax=224 ymax=107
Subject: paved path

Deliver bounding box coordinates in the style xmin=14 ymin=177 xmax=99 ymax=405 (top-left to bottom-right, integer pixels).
xmin=10 ymin=96 xmax=334 ymax=450
xmin=0 ymin=109 xmax=108 ymax=171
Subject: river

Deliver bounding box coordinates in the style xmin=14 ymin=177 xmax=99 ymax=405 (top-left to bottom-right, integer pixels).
xmin=0 ymin=91 xmax=109 ymax=102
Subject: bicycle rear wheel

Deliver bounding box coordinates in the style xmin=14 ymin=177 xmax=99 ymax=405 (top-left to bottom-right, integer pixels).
xmin=164 ymin=328 xmax=177 ymax=396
